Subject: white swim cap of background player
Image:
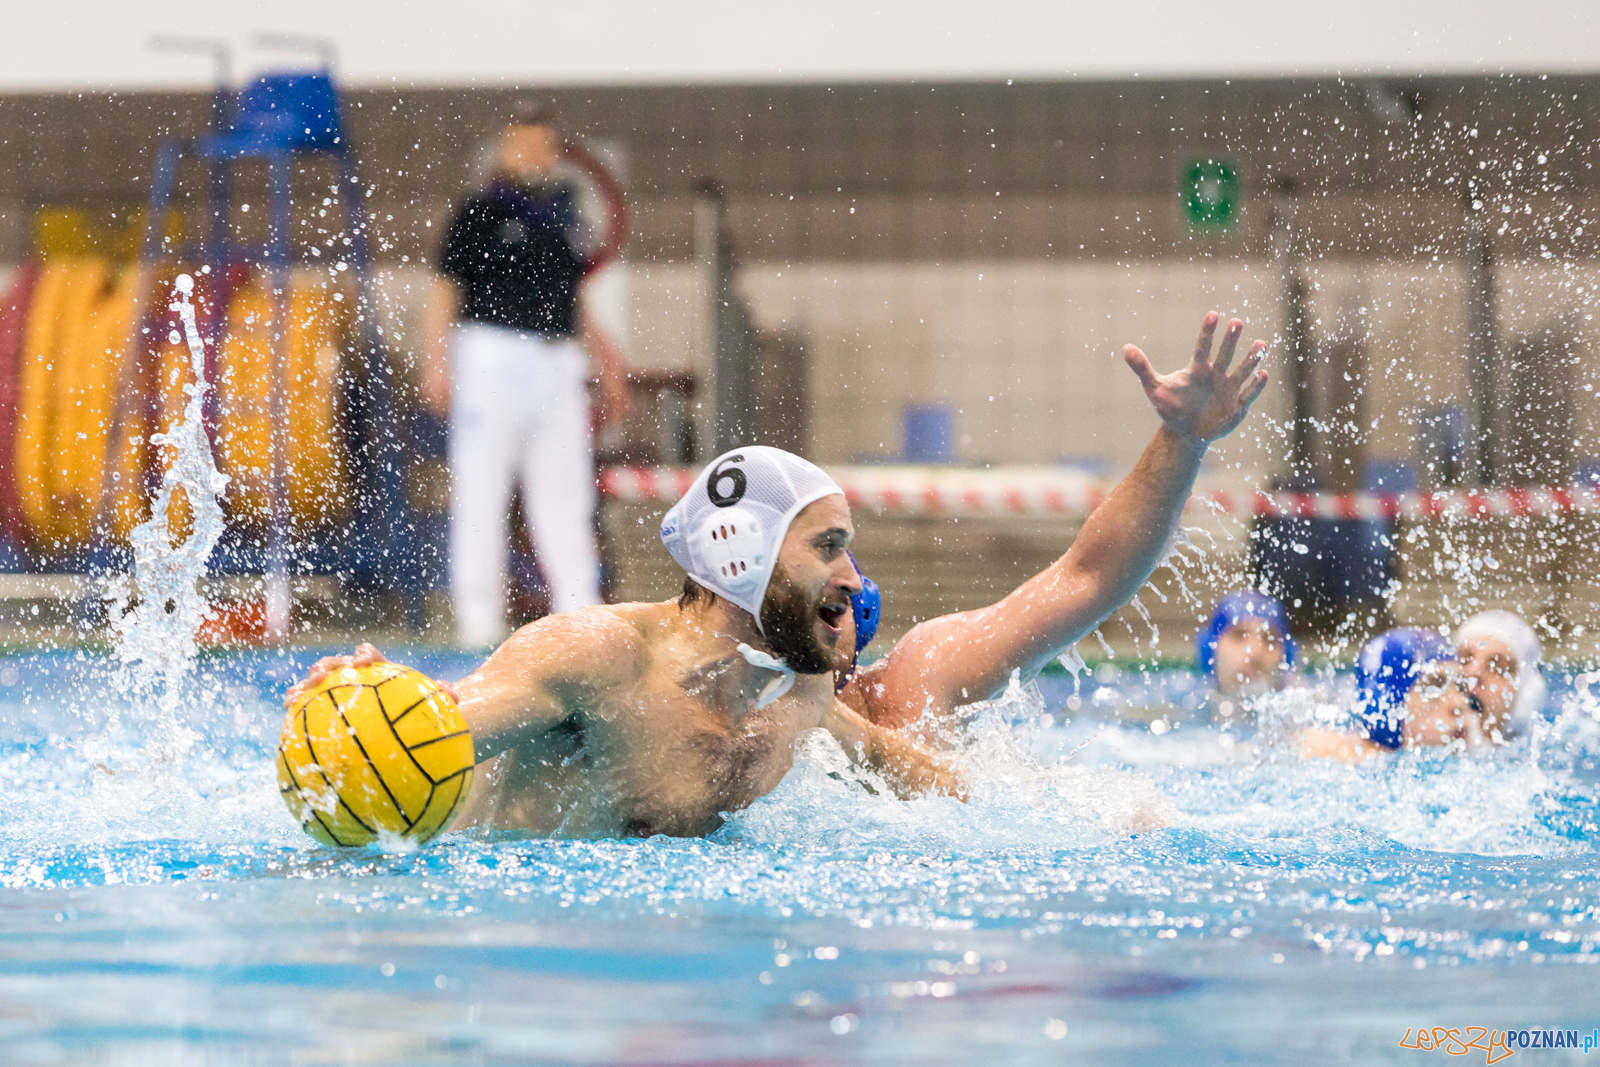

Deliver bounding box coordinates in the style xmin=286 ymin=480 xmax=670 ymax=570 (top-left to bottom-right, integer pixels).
xmin=1455 ymin=609 xmax=1547 ymax=733
xmin=659 ymin=446 xmax=845 ymax=632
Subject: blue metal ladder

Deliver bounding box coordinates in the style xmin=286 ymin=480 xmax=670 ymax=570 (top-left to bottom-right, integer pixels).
xmin=95 ymin=67 xmax=423 ymax=633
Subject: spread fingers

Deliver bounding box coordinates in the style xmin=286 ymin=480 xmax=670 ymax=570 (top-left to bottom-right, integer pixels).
xmin=1212 ymin=318 xmax=1245 ymax=372
xmin=1228 ymin=339 xmax=1268 ymax=383
xmin=1192 ymin=310 xmax=1221 ymax=366
xmin=1238 ymin=367 xmax=1270 ymax=408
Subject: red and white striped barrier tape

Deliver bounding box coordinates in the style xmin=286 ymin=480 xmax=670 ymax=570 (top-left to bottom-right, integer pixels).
xmin=599 ymin=466 xmax=1600 ymax=521
xmin=1203 ymin=485 xmax=1600 ymax=522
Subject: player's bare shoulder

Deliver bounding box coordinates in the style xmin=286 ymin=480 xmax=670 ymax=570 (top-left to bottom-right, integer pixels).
xmin=494 ymin=602 xmax=655 ymax=688
xmin=593 ymin=600 xmax=683 ymax=657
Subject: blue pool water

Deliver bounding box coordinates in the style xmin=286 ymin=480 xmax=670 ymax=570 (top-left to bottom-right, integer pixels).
xmin=2 ymin=650 xmax=1599 ymax=1064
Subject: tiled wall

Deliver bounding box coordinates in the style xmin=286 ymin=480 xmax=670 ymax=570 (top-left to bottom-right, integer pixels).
xmin=6 ymin=76 xmax=1600 ymax=479
xmin=619 ymin=257 xmax=1599 ymax=479
xmin=363 ymin=252 xmax=1600 ymax=478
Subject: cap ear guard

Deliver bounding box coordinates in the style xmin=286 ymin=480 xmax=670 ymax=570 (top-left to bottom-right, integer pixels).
xmin=836 ymin=553 xmax=882 ymax=693
xmin=848 ymin=552 xmax=881 ymax=656
xmin=696 ymin=507 xmax=766 ymax=596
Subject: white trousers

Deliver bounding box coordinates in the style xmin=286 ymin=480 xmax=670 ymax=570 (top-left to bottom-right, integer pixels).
xmin=449 ymin=323 xmax=601 ymax=646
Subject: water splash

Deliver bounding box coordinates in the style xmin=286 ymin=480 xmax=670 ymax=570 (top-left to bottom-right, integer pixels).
xmin=1057 ymin=642 xmax=1088 ymax=694
xmin=107 ymin=274 xmax=230 ymax=733
xmin=722 ymin=672 xmax=1174 ymax=852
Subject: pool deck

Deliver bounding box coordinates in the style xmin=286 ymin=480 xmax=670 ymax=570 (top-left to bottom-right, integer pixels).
xmin=1 ymin=503 xmax=1597 ymax=664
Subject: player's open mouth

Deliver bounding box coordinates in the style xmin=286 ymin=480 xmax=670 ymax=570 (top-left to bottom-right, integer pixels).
xmin=817 ymin=602 xmax=847 ymax=636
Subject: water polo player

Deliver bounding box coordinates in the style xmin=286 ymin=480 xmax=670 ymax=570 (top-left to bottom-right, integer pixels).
xmin=1300 ymin=627 xmax=1456 ymax=761
xmin=1368 ymin=612 xmax=1548 ymax=753
xmin=1300 ymin=615 xmax=1545 ymax=761
xmin=1452 ymin=610 xmax=1547 ymax=742
xmin=288 ymin=311 xmax=1267 ymax=837
xmin=291 ymin=445 xmax=961 ymax=838
xmin=834 ymin=313 xmax=1272 ymax=729
xmin=1196 ymin=591 xmax=1297 ymax=698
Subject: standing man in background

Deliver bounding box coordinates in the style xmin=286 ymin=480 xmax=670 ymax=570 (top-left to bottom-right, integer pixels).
xmin=421 ymin=102 xmax=631 ymax=647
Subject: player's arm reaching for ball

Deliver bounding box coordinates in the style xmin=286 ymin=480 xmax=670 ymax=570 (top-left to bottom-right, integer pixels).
xmin=452 ymin=609 xmax=644 ymax=759
xmin=286 ymin=610 xmax=644 ymax=765
xmin=851 ymin=312 xmax=1270 ymax=727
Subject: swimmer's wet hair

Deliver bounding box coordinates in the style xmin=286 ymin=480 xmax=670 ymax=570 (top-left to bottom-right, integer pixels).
xmin=680 ymin=576 xmax=717 ymax=610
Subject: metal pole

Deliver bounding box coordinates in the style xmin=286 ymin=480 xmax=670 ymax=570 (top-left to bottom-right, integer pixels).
xmin=695 ymin=181 xmax=753 ymax=454
xmin=252 ymin=33 xmax=338 ymax=70
xmin=145 ymin=37 xmax=232 ymax=263
xmin=1464 ymin=185 xmax=1498 ymax=487
xmin=692 ymin=182 xmax=721 ymax=462
xmin=139 ymin=141 xmax=181 ymax=263
xmin=263 ymin=150 xmax=294 ymax=641
xmin=1272 ymin=177 xmax=1315 ymax=487
xmin=205 ymin=53 xmax=233 ymax=263
xmin=200 ymin=63 xmax=236 ymax=464
xmin=84 ymin=139 xmax=181 ymax=591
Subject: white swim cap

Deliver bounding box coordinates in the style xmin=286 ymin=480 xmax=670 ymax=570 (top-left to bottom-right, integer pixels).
xmin=660 ymin=446 xmax=845 ymax=630
xmin=1455 ymin=609 xmax=1547 ymax=731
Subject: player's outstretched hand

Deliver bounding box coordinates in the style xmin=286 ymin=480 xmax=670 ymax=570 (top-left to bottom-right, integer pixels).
xmin=283 ymin=643 xmax=388 ymax=710
xmin=1122 ymin=311 xmax=1269 ymax=444
xmin=283 ymin=643 xmax=463 ymax=711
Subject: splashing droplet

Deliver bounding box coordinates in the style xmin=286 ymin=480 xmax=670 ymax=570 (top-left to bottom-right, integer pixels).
xmin=109 ymin=276 xmax=230 ymax=731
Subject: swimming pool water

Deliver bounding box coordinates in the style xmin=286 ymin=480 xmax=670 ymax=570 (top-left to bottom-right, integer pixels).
xmin=2 ymin=650 xmax=1598 ymax=1064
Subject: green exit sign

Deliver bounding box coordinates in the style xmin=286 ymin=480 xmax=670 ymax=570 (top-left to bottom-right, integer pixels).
xmin=1184 ymin=159 xmax=1239 ymax=227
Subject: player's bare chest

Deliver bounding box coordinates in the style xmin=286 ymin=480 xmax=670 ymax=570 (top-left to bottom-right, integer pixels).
xmin=601 ymin=678 xmax=810 ymax=821
xmin=629 ymin=682 xmax=801 ymax=779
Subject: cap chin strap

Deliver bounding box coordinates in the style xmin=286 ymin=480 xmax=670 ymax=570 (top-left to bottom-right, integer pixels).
xmin=736 ymin=642 xmax=796 ymax=709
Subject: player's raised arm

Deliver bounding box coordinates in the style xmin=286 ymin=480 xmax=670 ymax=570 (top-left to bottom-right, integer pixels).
xmin=856 ymin=312 xmax=1268 ymax=725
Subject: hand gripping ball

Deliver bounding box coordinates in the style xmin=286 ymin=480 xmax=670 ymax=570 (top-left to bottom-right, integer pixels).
xmin=277 ymin=661 xmax=475 ymax=846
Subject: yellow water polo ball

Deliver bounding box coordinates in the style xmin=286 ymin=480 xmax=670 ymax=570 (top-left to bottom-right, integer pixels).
xmin=276 ymin=661 xmax=475 ymax=847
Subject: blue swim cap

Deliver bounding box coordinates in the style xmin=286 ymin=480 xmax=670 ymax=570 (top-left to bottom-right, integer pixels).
xmin=848 ymin=552 xmax=881 ymax=655
xmin=1355 ymin=628 xmax=1454 ymax=749
xmin=1196 ymin=590 xmax=1298 ymax=677
xmin=836 ymin=553 xmax=882 ymax=694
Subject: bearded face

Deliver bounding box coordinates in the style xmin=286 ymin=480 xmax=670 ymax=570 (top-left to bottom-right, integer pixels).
xmin=760 ymin=562 xmax=849 ymax=675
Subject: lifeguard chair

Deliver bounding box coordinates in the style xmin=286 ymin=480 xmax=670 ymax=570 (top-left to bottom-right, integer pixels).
xmin=100 ymin=52 xmax=422 ymax=634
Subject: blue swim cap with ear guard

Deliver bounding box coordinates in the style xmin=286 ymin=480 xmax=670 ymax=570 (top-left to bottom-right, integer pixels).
xmin=1355 ymin=628 xmax=1454 ymax=750
xmin=1196 ymin=590 xmax=1298 ymax=677
xmin=848 ymin=552 xmax=880 ymax=656
xmin=835 ymin=553 xmax=881 ymax=693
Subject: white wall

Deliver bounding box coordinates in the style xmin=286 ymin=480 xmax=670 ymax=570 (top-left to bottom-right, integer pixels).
xmin=6 ymin=1 xmax=1600 ymax=93
xmin=624 ymin=258 xmax=1600 ymax=483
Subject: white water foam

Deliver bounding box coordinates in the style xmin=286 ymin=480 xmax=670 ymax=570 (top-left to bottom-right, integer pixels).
xmin=4 ymin=275 xmax=291 ymax=850
xmin=722 ymin=671 xmax=1176 ymax=852
xmin=1051 ymin=681 xmax=1593 ymax=859
xmin=725 ymin=665 xmax=1600 ymax=863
